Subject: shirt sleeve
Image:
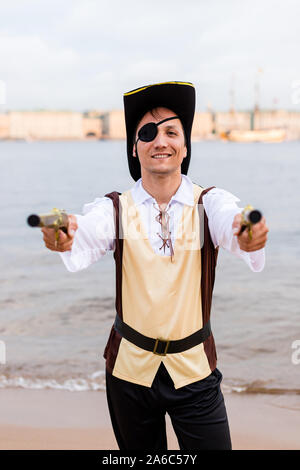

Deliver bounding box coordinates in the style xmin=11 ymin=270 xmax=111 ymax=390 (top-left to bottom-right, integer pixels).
xmin=202 ymin=187 xmax=265 ymax=272
xmin=59 ymin=197 xmax=116 ymax=272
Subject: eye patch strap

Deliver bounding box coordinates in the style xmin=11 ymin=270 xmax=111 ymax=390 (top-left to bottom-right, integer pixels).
xmin=155 ymin=116 xmax=180 ymax=127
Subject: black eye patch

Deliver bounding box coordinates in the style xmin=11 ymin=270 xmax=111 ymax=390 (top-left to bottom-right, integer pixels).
xmin=138 ymin=122 xmax=157 ymax=142
xmin=137 ymin=116 xmax=179 ymax=143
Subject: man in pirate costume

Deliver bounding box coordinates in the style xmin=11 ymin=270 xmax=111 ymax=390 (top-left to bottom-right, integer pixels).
xmin=42 ymin=81 xmax=269 ymax=450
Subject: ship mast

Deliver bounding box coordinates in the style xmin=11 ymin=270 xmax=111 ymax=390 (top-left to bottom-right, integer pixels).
xmin=254 ymin=68 xmax=263 ymax=112
xmin=229 ymin=73 xmax=235 ymax=113
xmin=252 ymin=68 xmax=263 ymax=130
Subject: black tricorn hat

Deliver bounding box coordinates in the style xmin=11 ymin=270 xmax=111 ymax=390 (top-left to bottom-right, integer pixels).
xmin=123 ymin=81 xmax=195 ymax=181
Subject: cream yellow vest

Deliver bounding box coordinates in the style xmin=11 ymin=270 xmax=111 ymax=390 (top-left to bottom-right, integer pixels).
xmin=105 ymin=183 xmax=213 ymax=389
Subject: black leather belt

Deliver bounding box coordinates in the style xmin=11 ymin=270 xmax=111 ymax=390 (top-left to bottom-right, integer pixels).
xmin=114 ymin=314 xmax=211 ymax=356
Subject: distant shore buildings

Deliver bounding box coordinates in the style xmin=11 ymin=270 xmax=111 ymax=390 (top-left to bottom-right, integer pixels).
xmin=0 ymin=109 xmax=300 ymax=141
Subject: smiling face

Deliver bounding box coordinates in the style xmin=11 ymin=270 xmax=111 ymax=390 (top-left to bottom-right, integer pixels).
xmin=133 ymin=107 xmax=187 ymax=178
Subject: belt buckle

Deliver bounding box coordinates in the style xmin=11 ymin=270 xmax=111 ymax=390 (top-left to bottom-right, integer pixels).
xmin=153 ymin=338 xmax=170 ymax=356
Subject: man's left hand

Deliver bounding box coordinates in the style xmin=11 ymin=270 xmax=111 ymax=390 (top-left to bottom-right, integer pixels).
xmin=232 ymin=213 xmax=269 ymax=252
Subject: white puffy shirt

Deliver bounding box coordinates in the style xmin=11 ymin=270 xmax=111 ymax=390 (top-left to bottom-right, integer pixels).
xmin=59 ymin=174 xmax=265 ymax=272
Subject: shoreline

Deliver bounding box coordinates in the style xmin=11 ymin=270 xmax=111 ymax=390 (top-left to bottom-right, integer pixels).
xmin=0 ymin=389 xmax=299 ymax=450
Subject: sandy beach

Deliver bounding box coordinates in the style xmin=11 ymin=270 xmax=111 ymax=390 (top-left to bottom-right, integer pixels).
xmin=0 ymin=388 xmax=299 ymax=450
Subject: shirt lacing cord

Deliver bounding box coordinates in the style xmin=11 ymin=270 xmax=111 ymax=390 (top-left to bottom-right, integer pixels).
xmin=153 ymin=203 xmax=174 ymax=262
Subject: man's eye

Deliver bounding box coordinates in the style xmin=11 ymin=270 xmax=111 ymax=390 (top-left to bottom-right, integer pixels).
xmin=168 ymin=131 xmax=177 ymax=136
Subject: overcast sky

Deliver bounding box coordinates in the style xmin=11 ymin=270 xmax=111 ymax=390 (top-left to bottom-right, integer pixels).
xmin=0 ymin=0 xmax=299 ymax=112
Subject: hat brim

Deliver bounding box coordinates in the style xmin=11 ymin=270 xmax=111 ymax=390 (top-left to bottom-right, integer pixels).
xmin=123 ymin=81 xmax=195 ymax=181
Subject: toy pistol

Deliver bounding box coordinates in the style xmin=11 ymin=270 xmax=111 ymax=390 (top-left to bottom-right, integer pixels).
xmin=27 ymin=208 xmax=69 ymax=246
xmin=240 ymin=205 xmax=262 ymax=240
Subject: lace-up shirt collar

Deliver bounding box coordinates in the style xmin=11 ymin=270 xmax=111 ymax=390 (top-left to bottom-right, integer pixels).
xmin=130 ymin=175 xmax=195 ymax=261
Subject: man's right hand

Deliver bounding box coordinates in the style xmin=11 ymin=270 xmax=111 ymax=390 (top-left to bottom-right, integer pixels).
xmin=41 ymin=215 xmax=78 ymax=252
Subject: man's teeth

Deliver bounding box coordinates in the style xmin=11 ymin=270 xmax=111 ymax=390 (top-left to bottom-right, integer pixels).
xmin=152 ymin=154 xmax=171 ymax=159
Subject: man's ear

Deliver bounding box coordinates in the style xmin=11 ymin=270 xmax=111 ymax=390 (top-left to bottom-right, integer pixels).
xmin=132 ymin=143 xmax=137 ymax=157
xmin=183 ymin=145 xmax=187 ymax=159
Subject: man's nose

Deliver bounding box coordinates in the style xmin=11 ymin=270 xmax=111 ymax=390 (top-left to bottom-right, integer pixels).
xmin=153 ymin=129 xmax=167 ymax=147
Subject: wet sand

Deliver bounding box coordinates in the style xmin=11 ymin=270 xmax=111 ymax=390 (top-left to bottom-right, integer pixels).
xmin=0 ymin=389 xmax=299 ymax=450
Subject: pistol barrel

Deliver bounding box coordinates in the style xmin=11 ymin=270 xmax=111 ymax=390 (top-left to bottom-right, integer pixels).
xmin=27 ymin=214 xmax=41 ymax=227
xmin=27 ymin=209 xmax=68 ymax=231
xmin=243 ymin=208 xmax=262 ymax=225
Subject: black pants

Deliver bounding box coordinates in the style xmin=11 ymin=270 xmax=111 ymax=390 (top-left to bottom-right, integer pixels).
xmin=105 ymin=363 xmax=232 ymax=450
